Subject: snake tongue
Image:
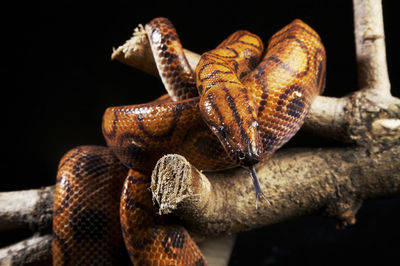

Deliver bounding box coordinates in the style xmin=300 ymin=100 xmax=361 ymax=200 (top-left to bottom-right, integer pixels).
xmin=249 ymin=165 xmax=267 ymax=209
xmin=240 ymin=136 xmax=262 ymax=166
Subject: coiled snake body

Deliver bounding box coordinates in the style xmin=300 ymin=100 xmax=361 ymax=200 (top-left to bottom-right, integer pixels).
xmin=53 ymin=17 xmax=326 ymax=265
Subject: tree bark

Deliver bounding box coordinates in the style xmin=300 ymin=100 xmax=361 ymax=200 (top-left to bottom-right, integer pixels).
xmin=353 ymin=0 xmax=391 ymax=96
xmin=0 ymin=235 xmax=52 ymax=266
xmin=151 ymin=145 xmax=400 ymax=239
xmin=0 ymin=186 xmax=54 ymax=233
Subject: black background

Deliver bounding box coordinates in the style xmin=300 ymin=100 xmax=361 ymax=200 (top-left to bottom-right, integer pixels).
xmin=4 ymin=0 xmax=400 ymax=265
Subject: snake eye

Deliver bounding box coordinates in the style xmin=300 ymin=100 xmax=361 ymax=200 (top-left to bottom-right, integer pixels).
xmin=238 ymin=151 xmax=246 ymax=161
xmin=217 ymin=125 xmax=227 ymax=140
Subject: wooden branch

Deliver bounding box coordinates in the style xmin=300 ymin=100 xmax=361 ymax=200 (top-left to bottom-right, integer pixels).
xmin=151 ymin=145 xmax=400 ymax=240
xmin=0 ymin=184 xmax=236 ymax=266
xmin=111 ymin=24 xmax=200 ymax=77
xmin=302 ymin=96 xmax=350 ymax=142
xmin=353 ymin=0 xmax=391 ymax=96
xmin=1 ymin=141 xmax=399 ymax=261
xmin=0 ymin=234 xmax=52 ymax=266
xmin=0 ymin=186 xmax=54 ymax=233
xmin=0 ymin=191 xmax=235 ymax=266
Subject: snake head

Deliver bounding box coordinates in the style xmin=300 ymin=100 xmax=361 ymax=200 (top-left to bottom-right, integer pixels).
xmin=199 ymin=88 xmax=263 ymax=166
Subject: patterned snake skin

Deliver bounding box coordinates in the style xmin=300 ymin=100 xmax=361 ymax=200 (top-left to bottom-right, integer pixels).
xmin=53 ymin=17 xmax=326 ymax=265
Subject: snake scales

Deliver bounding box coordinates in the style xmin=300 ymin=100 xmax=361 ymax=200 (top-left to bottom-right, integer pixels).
xmin=52 ymin=17 xmax=326 ymax=265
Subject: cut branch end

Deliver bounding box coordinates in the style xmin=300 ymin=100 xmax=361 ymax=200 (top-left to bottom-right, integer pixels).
xmin=151 ymin=154 xmax=211 ymax=216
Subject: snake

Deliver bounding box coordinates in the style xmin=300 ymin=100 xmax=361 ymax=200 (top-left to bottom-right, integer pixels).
xmin=52 ymin=17 xmax=326 ymax=265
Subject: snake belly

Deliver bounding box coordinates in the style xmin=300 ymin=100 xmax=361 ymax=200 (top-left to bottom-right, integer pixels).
xmin=52 ymin=17 xmax=326 ymax=265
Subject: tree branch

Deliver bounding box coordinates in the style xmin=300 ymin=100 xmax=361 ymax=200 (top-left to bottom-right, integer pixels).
xmin=1 ymin=142 xmax=399 ymax=262
xmin=111 ymin=24 xmax=200 ymax=77
xmin=151 ymin=145 xmax=400 ymax=240
xmin=0 ymin=186 xmax=54 ymax=233
xmin=353 ymin=0 xmax=391 ymax=97
xmin=0 ymin=234 xmax=52 ymax=266
xmin=302 ymin=96 xmax=350 ymax=142
xmin=0 ymin=185 xmax=236 ymax=265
